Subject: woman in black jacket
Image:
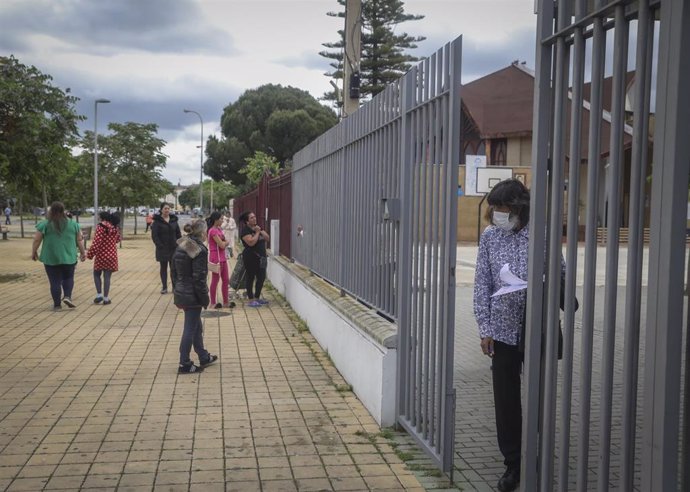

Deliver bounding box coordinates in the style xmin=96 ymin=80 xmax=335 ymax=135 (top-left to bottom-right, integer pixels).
xmin=151 ymin=202 xmax=181 ymax=294
xmin=173 ymin=219 xmax=217 ymax=373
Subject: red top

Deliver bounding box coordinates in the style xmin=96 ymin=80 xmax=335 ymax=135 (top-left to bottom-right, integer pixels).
xmin=87 ymin=221 xmax=120 ymax=271
xmin=207 ymin=227 xmax=227 ymax=263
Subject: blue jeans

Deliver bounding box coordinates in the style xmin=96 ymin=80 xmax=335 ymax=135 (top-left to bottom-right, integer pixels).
xmin=179 ymin=307 xmax=210 ymax=365
xmin=44 ymin=263 xmax=76 ymax=307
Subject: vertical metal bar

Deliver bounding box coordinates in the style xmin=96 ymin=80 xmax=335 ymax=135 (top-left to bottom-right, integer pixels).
xmin=440 ymin=37 xmax=460 ymax=472
xmin=423 ymin=53 xmax=438 ymax=445
xmin=396 ymin=69 xmax=415 ymax=428
xmin=576 ymin=10 xmax=606 ymax=492
xmin=540 ymin=1 xmax=570 ymax=488
xmin=558 ymin=0 xmax=586 ymax=489
xmin=642 ymin=0 xmax=690 ymax=489
xmin=597 ymin=8 xmax=628 ymax=491
xmin=523 ymin=0 xmax=554 ymax=489
xmin=684 ymin=246 xmax=690 ymax=492
xmin=619 ymin=4 xmax=652 ymax=490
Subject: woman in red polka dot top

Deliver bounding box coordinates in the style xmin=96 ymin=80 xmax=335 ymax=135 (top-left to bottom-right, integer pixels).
xmin=87 ymin=212 xmax=121 ymax=305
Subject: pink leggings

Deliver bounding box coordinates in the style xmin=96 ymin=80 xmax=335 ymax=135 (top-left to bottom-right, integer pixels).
xmin=210 ymin=261 xmax=229 ymax=305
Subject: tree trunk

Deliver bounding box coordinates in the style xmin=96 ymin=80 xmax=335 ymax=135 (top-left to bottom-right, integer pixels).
xmin=42 ymin=184 xmax=48 ymax=210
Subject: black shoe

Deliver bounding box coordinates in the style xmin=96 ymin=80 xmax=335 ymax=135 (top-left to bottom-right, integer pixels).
xmin=94 ymin=296 xmax=103 ymax=304
xmin=497 ymin=467 xmax=520 ymax=492
xmin=178 ymin=362 xmax=203 ymax=374
xmin=102 ymin=299 xmax=112 ymax=305
xmin=160 ymin=288 xmax=168 ymax=295
xmin=63 ymin=297 xmax=76 ymax=308
xmin=200 ymin=355 xmax=218 ymax=368
xmin=214 ymin=303 xmax=222 ymax=309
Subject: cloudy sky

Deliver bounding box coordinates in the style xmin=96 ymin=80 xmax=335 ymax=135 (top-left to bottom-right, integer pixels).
xmin=1 ymin=0 xmax=538 ymax=185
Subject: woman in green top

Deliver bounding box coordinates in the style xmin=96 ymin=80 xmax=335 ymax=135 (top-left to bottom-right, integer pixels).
xmin=31 ymin=201 xmax=86 ymax=310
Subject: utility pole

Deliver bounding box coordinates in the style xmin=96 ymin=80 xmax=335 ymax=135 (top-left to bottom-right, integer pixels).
xmin=342 ymin=0 xmax=361 ymax=117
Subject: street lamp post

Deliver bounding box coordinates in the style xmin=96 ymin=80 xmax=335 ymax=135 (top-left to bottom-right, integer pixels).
xmin=183 ymin=109 xmax=204 ymax=213
xmin=94 ymin=98 xmax=111 ymax=225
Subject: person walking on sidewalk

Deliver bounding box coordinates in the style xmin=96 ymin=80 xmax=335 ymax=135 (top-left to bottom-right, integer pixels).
xmin=473 ymin=178 xmax=530 ymax=492
xmin=239 ymin=211 xmax=270 ymax=307
xmin=145 ymin=212 xmax=153 ymax=233
xmin=87 ymin=211 xmax=120 ymax=305
xmin=4 ymin=205 xmax=11 ymax=225
xmin=31 ymin=201 xmax=86 ymax=310
xmin=151 ymin=202 xmax=180 ymax=294
xmin=173 ymin=218 xmax=218 ymax=373
xmin=207 ymin=211 xmax=230 ymax=309
xmin=221 ymin=211 xmax=237 ymax=258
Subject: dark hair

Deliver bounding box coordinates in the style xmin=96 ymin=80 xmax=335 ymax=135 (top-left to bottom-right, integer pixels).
xmin=47 ymin=201 xmax=67 ymax=233
xmin=238 ymin=211 xmax=253 ymax=225
xmin=207 ymin=211 xmax=222 ymax=229
xmin=484 ymin=178 xmax=530 ymax=229
xmin=159 ymin=202 xmax=172 ymax=214
xmin=99 ymin=211 xmax=120 ymax=229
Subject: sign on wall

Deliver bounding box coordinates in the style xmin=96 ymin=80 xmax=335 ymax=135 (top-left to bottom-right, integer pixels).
xmin=464 ymin=155 xmax=487 ymax=196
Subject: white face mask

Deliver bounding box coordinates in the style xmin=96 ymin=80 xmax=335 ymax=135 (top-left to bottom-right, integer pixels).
xmin=493 ymin=211 xmax=518 ymax=231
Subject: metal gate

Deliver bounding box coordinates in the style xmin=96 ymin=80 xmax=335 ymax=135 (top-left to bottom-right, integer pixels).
xmin=291 ymin=36 xmax=462 ymax=473
xmin=395 ymin=36 xmax=462 ymax=473
xmin=526 ymin=0 xmax=689 ymax=490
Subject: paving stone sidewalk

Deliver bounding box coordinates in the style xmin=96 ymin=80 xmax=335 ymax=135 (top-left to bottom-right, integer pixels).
xmin=0 ymin=236 xmax=443 ymax=492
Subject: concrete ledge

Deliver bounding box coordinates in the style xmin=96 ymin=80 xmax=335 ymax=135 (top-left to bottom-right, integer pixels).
xmin=268 ymin=255 xmax=397 ymax=427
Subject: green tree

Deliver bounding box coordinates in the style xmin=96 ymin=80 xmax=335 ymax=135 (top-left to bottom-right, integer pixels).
xmin=79 ymin=122 xmax=173 ymax=233
xmin=320 ymin=0 xmax=425 ymax=102
xmin=0 ymin=55 xmax=84 ymax=211
xmin=242 ymin=151 xmax=281 ymax=187
xmin=205 ymin=84 xmax=337 ymax=185
xmin=179 ymin=180 xmax=238 ymax=212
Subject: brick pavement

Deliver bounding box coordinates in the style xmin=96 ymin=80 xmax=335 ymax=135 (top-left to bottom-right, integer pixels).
xmin=0 ymin=235 xmax=436 ymax=492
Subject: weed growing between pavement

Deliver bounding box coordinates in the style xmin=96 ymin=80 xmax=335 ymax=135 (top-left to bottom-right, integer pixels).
xmin=334 ymin=383 xmax=353 ymax=392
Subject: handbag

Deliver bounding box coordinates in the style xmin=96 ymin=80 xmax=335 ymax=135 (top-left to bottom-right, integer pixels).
xmin=230 ymin=253 xmax=246 ymax=290
xmin=208 ymin=234 xmax=221 ymax=274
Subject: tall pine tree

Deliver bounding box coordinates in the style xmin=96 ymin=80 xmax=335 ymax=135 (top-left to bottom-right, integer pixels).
xmin=319 ymin=0 xmax=425 ymax=104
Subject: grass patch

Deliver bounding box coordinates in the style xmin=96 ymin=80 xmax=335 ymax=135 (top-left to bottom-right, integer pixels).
xmin=335 ymin=384 xmax=353 ymax=393
xmin=0 ymin=273 xmax=25 ymax=283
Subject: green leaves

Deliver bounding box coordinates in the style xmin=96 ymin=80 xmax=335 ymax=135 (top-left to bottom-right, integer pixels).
xmin=205 ymin=84 xmax=337 ymax=185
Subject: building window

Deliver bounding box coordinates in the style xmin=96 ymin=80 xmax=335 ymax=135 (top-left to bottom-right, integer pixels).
xmin=491 ymin=138 xmax=507 ymax=166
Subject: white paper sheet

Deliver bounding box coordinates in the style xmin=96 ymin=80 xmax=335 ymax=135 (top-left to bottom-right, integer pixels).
xmin=491 ymin=263 xmax=528 ymax=297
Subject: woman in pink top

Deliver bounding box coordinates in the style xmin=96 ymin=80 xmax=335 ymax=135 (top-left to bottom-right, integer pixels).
xmin=206 ymin=211 xmax=230 ymax=308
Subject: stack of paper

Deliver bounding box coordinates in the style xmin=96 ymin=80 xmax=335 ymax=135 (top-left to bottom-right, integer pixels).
xmin=491 ymin=263 xmax=528 ymax=297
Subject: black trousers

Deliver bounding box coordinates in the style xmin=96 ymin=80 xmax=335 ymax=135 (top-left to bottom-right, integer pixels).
xmin=491 ymin=340 xmax=522 ymax=470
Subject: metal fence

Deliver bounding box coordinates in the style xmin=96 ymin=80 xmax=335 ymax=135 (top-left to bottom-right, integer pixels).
xmin=292 ymin=37 xmax=462 ymax=472
xmin=525 ymin=0 xmax=689 ymax=490
xmin=234 ymin=172 xmax=292 ymax=257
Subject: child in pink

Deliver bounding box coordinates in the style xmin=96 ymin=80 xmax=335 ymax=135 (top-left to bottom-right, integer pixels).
xmin=206 ymin=211 xmax=230 ymax=308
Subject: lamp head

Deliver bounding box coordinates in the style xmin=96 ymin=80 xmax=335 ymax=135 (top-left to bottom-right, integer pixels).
xmin=95 ymin=98 xmax=110 ymax=104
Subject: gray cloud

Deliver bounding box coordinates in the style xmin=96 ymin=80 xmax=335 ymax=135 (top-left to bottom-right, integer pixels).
xmin=0 ymin=0 xmax=235 ymax=55
xmin=272 ymin=51 xmax=333 ymax=72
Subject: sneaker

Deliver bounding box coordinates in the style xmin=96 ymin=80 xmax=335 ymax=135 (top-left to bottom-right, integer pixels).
xmin=160 ymin=288 xmax=168 ymax=295
xmin=225 ymin=301 xmax=236 ymax=309
xmin=52 ymin=305 xmax=62 ymax=311
xmin=200 ymin=355 xmax=218 ymax=367
xmin=102 ymin=299 xmax=112 ymax=305
xmin=178 ymin=362 xmax=203 ymax=374
xmin=93 ymin=296 xmax=103 ymax=304
xmin=214 ymin=303 xmax=222 ymax=309
xmin=257 ymin=299 xmax=269 ymax=305
xmin=247 ymin=300 xmax=261 ymax=307
xmin=63 ymin=297 xmax=76 ymax=308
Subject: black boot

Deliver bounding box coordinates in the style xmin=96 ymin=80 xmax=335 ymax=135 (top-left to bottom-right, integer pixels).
xmin=497 ymin=467 xmax=520 ymax=492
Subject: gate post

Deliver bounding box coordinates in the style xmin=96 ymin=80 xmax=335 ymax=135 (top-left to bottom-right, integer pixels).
xmin=641 ymin=0 xmax=690 ymax=490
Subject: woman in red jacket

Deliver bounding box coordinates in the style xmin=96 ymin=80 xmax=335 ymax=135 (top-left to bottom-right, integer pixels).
xmin=87 ymin=212 xmax=121 ymax=305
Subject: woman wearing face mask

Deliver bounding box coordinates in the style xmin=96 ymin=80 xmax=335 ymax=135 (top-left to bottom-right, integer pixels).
xmin=151 ymin=202 xmax=181 ymax=294
xmin=473 ymin=178 xmax=530 ymax=492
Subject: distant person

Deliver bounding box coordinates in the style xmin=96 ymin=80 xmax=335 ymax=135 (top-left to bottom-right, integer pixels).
xmin=207 ymin=211 xmax=230 ymax=309
xmin=31 ymin=201 xmax=86 ymax=310
xmin=173 ymin=218 xmax=218 ymax=373
xmin=4 ymin=205 xmax=11 ymax=225
xmin=473 ymin=179 xmax=529 ymax=492
xmin=87 ymin=211 xmax=121 ymax=305
xmin=221 ymin=211 xmax=237 ymax=258
xmin=151 ymin=202 xmax=181 ymax=294
xmin=145 ymin=212 xmax=153 ymax=233
xmin=239 ymin=211 xmax=270 ymax=307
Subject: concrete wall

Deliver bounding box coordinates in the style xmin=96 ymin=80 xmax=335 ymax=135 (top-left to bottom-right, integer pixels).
xmin=267 ymin=256 xmax=398 ymax=427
